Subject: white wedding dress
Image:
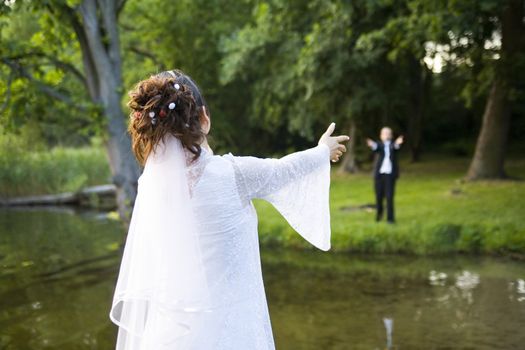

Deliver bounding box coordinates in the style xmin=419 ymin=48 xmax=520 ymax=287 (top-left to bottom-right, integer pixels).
xmin=110 ymin=137 xmax=331 ymax=350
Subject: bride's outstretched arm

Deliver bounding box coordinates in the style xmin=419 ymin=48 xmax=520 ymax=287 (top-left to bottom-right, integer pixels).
xmin=224 ymin=123 xmax=349 ymax=250
xmin=227 ymin=123 xmax=349 ymax=200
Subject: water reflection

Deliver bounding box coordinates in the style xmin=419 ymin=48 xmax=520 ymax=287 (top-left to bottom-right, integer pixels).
xmin=262 ymin=252 xmax=525 ymax=349
xmin=430 ymin=269 xmax=481 ymax=305
xmin=0 ymin=207 xmax=120 ymax=349
xmin=510 ymin=278 xmax=525 ymax=302
xmin=1 ymin=208 xmax=525 ymax=349
xmin=382 ymin=317 xmax=393 ymax=349
xmin=428 ymin=270 xmax=447 ymax=286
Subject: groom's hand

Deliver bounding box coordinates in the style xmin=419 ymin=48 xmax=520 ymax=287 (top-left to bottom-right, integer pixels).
xmin=318 ymin=123 xmax=350 ymax=163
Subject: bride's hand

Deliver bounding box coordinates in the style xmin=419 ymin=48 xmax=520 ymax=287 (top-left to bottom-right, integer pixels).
xmin=318 ymin=122 xmax=350 ymax=162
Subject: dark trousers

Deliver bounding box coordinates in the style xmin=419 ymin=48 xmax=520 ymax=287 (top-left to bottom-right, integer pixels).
xmin=374 ymin=174 xmax=396 ymax=223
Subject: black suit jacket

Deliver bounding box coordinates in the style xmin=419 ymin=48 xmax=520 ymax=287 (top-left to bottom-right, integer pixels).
xmin=372 ymin=141 xmax=400 ymax=179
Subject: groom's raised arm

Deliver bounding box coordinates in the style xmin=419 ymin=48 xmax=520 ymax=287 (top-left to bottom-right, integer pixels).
xmin=366 ymin=138 xmax=379 ymax=152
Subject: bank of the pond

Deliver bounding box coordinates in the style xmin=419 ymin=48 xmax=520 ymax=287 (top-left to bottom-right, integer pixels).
xmin=255 ymin=157 xmax=525 ymax=256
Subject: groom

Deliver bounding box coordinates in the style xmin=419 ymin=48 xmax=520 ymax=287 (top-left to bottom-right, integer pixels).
xmin=366 ymin=127 xmax=403 ymax=223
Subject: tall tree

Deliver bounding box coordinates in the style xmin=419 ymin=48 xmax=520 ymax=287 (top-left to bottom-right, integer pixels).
xmin=466 ymin=0 xmax=525 ymax=179
xmin=1 ymin=0 xmax=140 ymax=218
xmin=416 ymin=0 xmax=525 ymax=178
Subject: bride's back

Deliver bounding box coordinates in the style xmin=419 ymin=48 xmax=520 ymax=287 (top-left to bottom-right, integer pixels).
xmin=188 ymin=150 xmax=263 ymax=308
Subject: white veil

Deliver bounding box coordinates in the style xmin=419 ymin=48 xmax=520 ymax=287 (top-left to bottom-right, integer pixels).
xmin=110 ymin=135 xmax=211 ymax=349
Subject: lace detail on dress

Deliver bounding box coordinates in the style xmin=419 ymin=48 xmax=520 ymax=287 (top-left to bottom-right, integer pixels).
xmin=186 ymin=147 xmax=212 ymax=196
xmin=223 ymin=153 xmax=250 ymax=206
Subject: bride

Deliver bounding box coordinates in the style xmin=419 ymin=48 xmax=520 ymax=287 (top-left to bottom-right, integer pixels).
xmin=109 ymin=69 xmax=349 ymax=349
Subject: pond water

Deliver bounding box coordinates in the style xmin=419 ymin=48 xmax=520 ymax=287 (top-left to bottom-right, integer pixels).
xmin=1 ymin=208 xmax=524 ymax=349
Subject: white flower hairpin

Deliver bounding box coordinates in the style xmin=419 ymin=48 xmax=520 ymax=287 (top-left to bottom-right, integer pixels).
xmin=148 ymin=111 xmax=157 ymax=125
xmin=168 ymin=102 xmax=176 ymax=110
xmin=174 ymin=83 xmax=180 ymax=90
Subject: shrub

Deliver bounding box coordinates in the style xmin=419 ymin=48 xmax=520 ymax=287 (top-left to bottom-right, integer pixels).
xmin=0 ymin=135 xmax=110 ymax=197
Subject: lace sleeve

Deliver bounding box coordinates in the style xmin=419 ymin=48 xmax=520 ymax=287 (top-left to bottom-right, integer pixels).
xmin=224 ymin=144 xmax=331 ymax=251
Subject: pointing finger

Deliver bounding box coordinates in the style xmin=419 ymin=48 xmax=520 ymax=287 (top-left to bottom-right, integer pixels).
xmin=334 ymin=135 xmax=350 ymax=143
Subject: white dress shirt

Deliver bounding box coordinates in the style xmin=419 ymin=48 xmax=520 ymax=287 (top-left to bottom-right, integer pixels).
xmin=380 ymin=141 xmax=392 ymax=174
xmin=371 ymin=140 xmax=399 ymax=175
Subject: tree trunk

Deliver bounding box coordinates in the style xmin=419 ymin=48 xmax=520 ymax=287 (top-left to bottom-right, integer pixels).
xmin=102 ymin=87 xmax=140 ymax=220
xmin=76 ymin=0 xmax=140 ymax=219
xmin=466 ymin=78 xmax=511 ymax=179
xmin=466 ymin=0 xmax=524 ymax=180
xmin=338 ymin=121 xmax=359 ymax=173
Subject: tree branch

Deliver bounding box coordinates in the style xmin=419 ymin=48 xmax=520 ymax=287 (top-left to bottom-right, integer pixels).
xmin=79 ymin=0 xmax=116 ymax=85
xmin=117 ymin=0 xmax=128 ymax=17
xmin=46 ymin=2 xmax=101 ymax=102
xmin=1 ymin=58 xmax=87 ymax=112
xmin=127 ymin=46 xmax=166 ymax=71
xmin=5 ymin=51 xmax=86 ymax=86
xmin=97 ymin=0 xmax=122 ymax=82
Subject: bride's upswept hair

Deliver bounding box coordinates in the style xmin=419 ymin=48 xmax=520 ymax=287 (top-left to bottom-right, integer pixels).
xmin=127 ymin=69 xmax=209 ymax=165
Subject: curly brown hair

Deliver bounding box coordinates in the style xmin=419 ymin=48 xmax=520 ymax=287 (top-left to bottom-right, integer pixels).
xmin=127 ymin=70 xmax=209 ymax=165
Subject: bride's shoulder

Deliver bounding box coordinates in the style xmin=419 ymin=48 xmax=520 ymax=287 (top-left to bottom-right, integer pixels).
xmin=206 ymin=152 xmax=237 ymax=172
xmin=220 ymin=152 xmax=235 ymax=161
xmin=218 ymin=152 xmax=251 ymax=170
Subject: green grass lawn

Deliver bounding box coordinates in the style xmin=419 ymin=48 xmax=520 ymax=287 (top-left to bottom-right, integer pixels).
xmin=255 ymin=156 xmax=525 ymax=256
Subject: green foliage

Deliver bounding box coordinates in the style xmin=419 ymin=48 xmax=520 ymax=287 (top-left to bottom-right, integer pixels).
xmin=0 ymin=0 xmax=524 ymax=199
xmin=219 ymin=0 xmax=434 ymax=147
xmin=1 ymin=0 xmax=524 ymax=156
xmin=255 ymin=156 xmax=525 ymax=256
xmin=0 ymin=2 xmax=99 ymax=145
xmin=120 ymin=0 xmax=254 ymax=153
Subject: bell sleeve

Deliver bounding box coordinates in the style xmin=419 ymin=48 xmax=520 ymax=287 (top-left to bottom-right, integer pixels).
xmin=224 ymin=143 xmax=331 ymax=251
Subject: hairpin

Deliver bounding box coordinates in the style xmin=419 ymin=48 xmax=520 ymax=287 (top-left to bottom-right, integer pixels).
xmin=168 ymin=102 xmax=176 ymax=110
xmin=159 ymin=109 xmax=167 ymax=118
xmin=149 ymin=111 xmax=155 ymax=118
xmin=174 ymin=83 xmax=180 ymax=90
xmin=133 ymin=111 xmax=141 ymax=119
